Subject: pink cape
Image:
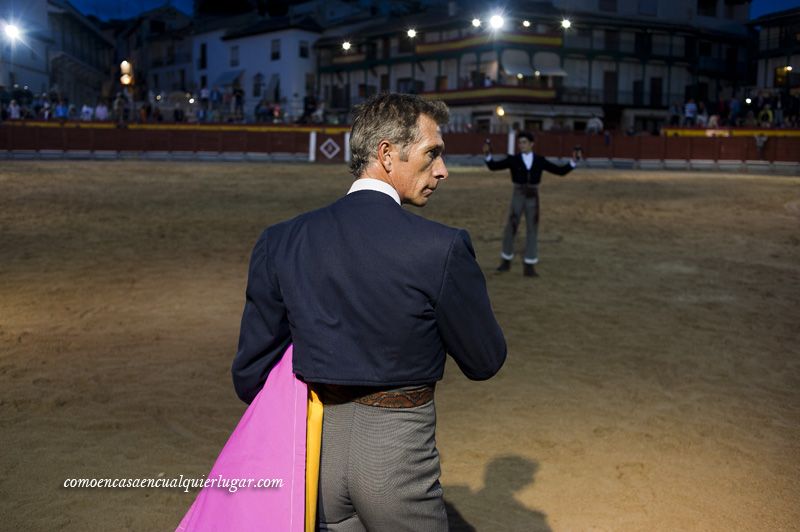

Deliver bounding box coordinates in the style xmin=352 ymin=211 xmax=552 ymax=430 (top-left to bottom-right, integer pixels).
xmin=177 ymin=345 xmax=307 ymax=531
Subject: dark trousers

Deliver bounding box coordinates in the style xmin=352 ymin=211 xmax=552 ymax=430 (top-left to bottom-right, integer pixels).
xmin=501 ymin=185 xmax=540 ymax=264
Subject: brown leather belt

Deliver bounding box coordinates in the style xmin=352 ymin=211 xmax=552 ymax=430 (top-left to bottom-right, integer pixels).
xmin=312 ymin=384 xmax=434 ymax=409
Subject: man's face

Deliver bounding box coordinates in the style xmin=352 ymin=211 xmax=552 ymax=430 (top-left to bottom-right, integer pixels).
xmin=391 ymin=114 xmax=448 ymax=206
xmin=517 ymin=137 xmax=533 ymax=153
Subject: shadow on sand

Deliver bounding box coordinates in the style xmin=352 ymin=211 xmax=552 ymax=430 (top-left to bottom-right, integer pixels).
xmin=444 ymin=455 xmax=550 ymax=531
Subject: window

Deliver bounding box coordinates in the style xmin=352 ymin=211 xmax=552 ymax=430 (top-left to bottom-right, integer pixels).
xmin=271 ymin=39 xmax=280 ymax=61
xmin=358 ymin=84 xmax=377 ymax=98
xmin=698 ymin=40 xmax=712 ymax=57
xmin=299 ymin=40 xmax=309 ymax=58
xmin=230 ymin=45 xmax=239 ymax=67
xmin=253 ymin=73 xmax=264 ymax=97
xmin=199 ymin=43 xmax=207 ymax=69
xmin=382 ymin=37 xmax=390 ymax=59
xmin=697 ymin=0 xmax=716 ymax=17
xmin=200 ymin=75 xmax=207 ymax=88
xmin=396 ymin=78 xmax=424 ymax=94
xmin=605 ymin=30 xmax=620 ymax=51
xmin=599 ymin=0 xmax=617 ymax=13
xmin=398 ymin=34 xmax=414 ymax=53
xmin=638 ymin=0 xmax=657 ymax=16
xmin=635 ymin=32 xmax=652 ymax=55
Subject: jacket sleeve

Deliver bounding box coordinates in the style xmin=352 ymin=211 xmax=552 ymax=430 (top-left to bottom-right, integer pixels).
xmin=540 ymin=157 xmax=575 ymax=176
xmin=435 ymin=230 xmax=507 ymax=380
xmin=485 ymin=154 xmax=513 ymax=171
xmin=231 ymin=230 xmax=292 ymax=404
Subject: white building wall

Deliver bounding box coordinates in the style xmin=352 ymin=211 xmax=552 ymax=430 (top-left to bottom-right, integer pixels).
xmin=193 ymin=28 xmax=318 ymax=119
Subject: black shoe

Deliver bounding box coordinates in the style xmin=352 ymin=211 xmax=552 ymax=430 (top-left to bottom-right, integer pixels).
xmin=496 ymin=259 xmax=511 ymax=272
xmin=523 ymin=264 xmax=538 ymax=277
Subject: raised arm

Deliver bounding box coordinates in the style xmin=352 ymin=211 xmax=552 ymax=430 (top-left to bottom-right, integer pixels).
xmin=541 ymin=156 xmax=577 ymax=176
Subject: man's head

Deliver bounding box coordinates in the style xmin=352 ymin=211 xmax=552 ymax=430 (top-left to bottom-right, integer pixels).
xmin=349 ymin=93 xmax=450 ymax=206
xmin=517 ymin=131 xmax=534 ymax=154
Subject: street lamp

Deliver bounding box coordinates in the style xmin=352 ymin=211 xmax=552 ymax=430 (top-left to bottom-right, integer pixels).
xmin=561 ymin=19 xmax=571 ymax=29
xmin=407 ymin=29 xmax=416 ymax=38
xmin=522 ymin=20 xmax=531 ymax=28
xmin=342 ymin=41 xmax=351 ymax=51
xmin=489 ymin=15 xmax=504 ymax=30
xmin=3 ymin=23 xmax=21 ymax=41
xmin=472 ymin=18 xmax=481 ymax=28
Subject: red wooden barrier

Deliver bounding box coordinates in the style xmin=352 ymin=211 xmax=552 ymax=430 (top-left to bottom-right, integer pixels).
xmin=1 ymin=123 xmax=798 ymax=163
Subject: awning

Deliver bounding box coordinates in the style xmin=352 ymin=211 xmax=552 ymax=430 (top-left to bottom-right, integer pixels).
xmin=533 ymin=52 xmax=567 ymax=77
xmin=501 ymin=49 xmax=535 ymax=77
xmin=213 ymin=70 xmax=244 ymax=87
xmin=535 ymin=67 xmax=568 ymax=77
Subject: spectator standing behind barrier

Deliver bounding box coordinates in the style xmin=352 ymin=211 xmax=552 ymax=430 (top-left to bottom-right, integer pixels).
xmin=758 ymin=105 xmax=773 ymax=127
xmin=586 ymin=114 xmax=603 ymax=134
xmin=729 ymin=96 xmax=741 ymax=125
xmin=683 ymin=98 xmax=697 ymax=126
xmin=200 ymin=86 xmax=210 ymax=110
xmin=8 ymin=100 xmax=21 ymax=120
xmin=94 ymin=100 xmax=109 ymax=121
xmin=210 ymin=86 xmax=221 ymax=111
xmin=55 ymin=100 xmax=69 ymax=121
xmin=668 ymin=101 xmax=681 ymax=126
xmin=483 ymin=132 xmax=579 ymax=278
xmin=81 ymin=103 xmax=93 ymax=121
xmin=696 ymin=102 xmax=708 ymax=127
xmin=233 ymin=86 xmax=244 ymax=120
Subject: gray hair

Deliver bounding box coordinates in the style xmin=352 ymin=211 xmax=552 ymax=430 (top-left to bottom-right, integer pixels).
xmin=349 ymin=93 xmax=449 ymax=178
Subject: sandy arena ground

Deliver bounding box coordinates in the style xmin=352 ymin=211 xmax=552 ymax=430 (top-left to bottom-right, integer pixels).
xmin=1 ymin=161 xmax=798 ymax=531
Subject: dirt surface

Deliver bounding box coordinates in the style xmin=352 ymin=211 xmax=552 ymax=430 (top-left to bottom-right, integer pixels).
xmin=1 ymin=161 xmax=798 ymax=531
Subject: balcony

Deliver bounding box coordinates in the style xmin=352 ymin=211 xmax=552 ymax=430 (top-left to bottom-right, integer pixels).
xmin=419 ymin=85 xmax=556 ymax=105
xmin=414 ymin=32 xmax=562 ymax=56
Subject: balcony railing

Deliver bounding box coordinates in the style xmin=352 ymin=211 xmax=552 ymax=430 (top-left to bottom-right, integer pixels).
xmin=420 ymin=85 xmax=556 ymax=104
xmin=414 ymin=32 xmax=562 ymax=55
xmin=559 ymin=88 xmax=685 ymax=107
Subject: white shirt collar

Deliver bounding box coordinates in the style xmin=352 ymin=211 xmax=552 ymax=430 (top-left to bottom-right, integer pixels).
xmin=521 ymin=151 xmax=534 ymax=169
xmin=347 ymin=178 xmax=401 ymax=205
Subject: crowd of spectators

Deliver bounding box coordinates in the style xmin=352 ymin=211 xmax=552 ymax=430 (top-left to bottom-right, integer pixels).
xmin=0 ymin=85 xmax=327 ymax=125
xmin=667 ymin=90 xmax=800 ymax=129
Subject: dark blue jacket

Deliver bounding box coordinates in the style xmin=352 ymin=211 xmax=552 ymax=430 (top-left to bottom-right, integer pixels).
xmin=232 ymin=190 xmax=507 ymax=404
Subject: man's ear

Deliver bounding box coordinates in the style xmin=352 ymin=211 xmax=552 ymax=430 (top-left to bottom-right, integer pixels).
xmin=378 ymin=140 xmax=393 ymax=173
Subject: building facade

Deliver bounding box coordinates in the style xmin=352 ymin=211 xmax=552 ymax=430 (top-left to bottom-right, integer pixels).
xmin=193 ymin=15 xmax=320 ymax=119
xmin=315 ymin=0 xmax=753 ymax=133
xmin=48 ymin=0 xmax=114 ymax=106
xmin=750 ymin=7 xmax=799 ymax=93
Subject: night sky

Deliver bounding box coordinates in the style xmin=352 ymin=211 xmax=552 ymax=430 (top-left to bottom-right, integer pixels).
xmin=70 ymin=0 xmax=797 ymax=21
